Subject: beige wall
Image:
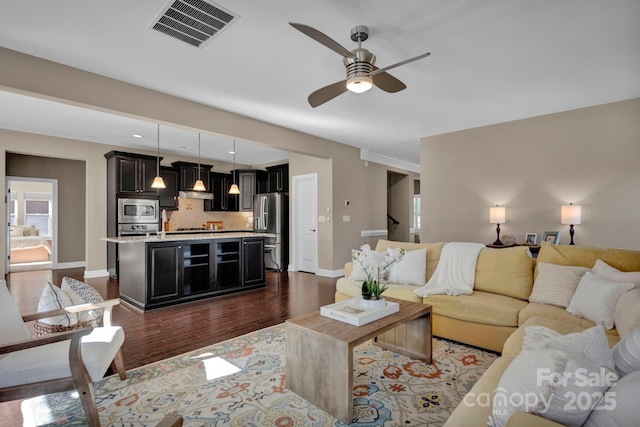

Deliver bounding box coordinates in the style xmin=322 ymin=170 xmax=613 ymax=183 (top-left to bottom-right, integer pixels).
xmin=420 ymin=98 xmax=640 ymax=250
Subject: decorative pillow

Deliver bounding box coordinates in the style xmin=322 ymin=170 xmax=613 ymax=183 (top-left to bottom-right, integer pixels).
xmin=528 ymin=262 xmax=590 ymax=308
xmin=614 ymin=288 xmax=640 ymax=338
xmin=583 ymin=370 xmax=640 ymax=427
xmin=592 ymin=259 xmax=640 ymax=286
xmin=37 ymin=283 xmax=78 ymax=326
xmin=386 ymin=248 xmax=426 ymax=286
xmin=523 ymin=324 xmax=615 ymax=371
xmin=61 ymin=276 xmax=104 ymax=325
xmin=567 ymin=272 xmax=634 ymax=329
xmin=10 ymin=226 xmax=23 ymax=237
xmin=490 ymin=348 xmax=616 ymax=427
xmin=612 ymin=327 xmax=640 ymax=378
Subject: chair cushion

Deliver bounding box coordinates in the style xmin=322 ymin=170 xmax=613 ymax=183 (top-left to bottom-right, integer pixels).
xmin=425 ymin=291 xmax=528 ymax=327
xmin=0 ymin=326 xmax=125 ymax=387
xmin=0 ymin=280 xmax=30 ymax=345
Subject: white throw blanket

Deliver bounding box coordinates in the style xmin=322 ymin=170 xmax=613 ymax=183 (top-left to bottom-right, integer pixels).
xmin=414 ymin=242 xmax=485 ymax=297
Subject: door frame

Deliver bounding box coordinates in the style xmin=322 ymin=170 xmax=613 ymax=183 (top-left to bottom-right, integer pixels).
xmin=291 ymin=173 xmax=318 ymax=273
xmin=5 ymin=176 xmax=58 ymax=272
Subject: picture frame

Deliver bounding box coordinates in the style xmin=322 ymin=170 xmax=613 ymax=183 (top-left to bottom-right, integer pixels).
xmin=525 ymin=233 xmax=537 ymax=245
xmin=541 ymin=231 xmax=561 ymax=244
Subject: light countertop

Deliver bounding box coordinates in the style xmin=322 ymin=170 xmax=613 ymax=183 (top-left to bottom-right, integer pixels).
xmin=102 ymin=232 xmax=274 ymax=244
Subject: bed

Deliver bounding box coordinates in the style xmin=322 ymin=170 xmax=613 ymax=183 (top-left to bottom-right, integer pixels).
xmin=9 ymin=225 xmax=52 ymax=264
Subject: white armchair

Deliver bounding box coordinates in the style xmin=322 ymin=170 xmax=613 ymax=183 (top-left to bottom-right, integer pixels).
xmin=0 ymin=279 xmax=126 ymax=426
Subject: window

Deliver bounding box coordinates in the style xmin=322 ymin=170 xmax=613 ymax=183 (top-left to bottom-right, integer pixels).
xmin=413 ymin=194 xmax=421 ymax=230
xmin=24 ymin=192 xmax=51 ymax=236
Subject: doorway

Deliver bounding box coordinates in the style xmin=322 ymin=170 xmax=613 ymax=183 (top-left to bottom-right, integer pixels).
xmin=292 ymin=173 xmax=318 ymax=273
xmin=387 ymin=171 xmax=410 ymax=242
xmin=6 ymin=177 xmax=58 ymax=272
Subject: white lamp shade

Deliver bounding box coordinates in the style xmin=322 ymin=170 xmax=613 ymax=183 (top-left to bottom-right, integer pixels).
xmin=228 ymin=183 xmax=240 ymax=195
xmin=151 ymin=176 xmax=166 ymax=189
xmin=489 ymin=206 xmax=506 ymax=224
xmin=561 ymin=204 xmax=582 ymax=225
xmin=193 ymin=179 xmax=206 ymax=192
xmin=346 ymin=76 xmax=373 ymax=93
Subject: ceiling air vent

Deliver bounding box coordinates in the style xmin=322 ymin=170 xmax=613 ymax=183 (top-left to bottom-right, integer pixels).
xmin=151 ymin=0 xmax=238 ymax=48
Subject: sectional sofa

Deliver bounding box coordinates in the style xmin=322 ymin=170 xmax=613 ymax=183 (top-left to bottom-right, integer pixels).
xmin=335 ymin=240 xmax=640 ymax=426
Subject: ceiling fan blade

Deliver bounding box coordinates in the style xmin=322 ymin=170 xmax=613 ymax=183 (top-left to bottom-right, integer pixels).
xmin=308 ymin=80 xmax=348 ymax=108
xmin=371 ymin=52 xmax=431 ymax=76
xmin=289 ymin=22 xmax=354 ymax=58
xmin=371 ymin=69 xmax=407 ymax=93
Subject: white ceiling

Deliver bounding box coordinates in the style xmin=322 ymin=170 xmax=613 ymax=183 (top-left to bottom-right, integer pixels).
xmin=0 ymin=0 xmax=639 ymax=168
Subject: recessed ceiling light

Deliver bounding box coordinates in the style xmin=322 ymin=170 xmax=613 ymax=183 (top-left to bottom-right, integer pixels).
xmin=228 ymin=151 xmax=236 ymax=154
xmin=180 ymin=145 xmax=194 ymax=150
xmin=133 ymin=134 xmax=144 ymax=138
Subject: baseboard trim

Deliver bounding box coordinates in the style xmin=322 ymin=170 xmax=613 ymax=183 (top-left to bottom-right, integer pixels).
xmin=55 ymin=261 xmax=86 ymax=270
xmin=316 ymin=268 xmax=344 ymax=278
xmin=83 ymin=269 xmax=110 ymax=278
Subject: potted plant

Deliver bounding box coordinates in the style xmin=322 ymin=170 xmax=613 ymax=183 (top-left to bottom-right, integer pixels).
xmin=352 ymin=245 xmax=404 ymax=308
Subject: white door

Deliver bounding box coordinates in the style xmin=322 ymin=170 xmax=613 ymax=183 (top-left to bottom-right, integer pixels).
xmin=293 ymin=173 xmax=318 ymax=273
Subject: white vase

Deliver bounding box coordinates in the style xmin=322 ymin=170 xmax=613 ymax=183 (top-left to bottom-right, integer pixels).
xmin=360 ymin=297 xmax=386 ymax=309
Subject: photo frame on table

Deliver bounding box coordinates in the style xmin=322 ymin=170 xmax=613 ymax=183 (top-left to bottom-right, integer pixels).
xmin=541 ymin=231 xmax=561 ymax=244
xmin=525 ymin=233 xmax=537 ymax=245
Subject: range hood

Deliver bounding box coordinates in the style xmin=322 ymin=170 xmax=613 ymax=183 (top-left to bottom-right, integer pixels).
xmin=179 ymin=190 xmax=213 ymax=200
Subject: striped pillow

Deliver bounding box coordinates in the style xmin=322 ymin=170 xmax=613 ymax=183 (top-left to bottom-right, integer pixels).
xmin=529 ymin=262 xmax=589 ymax=308
xmin=37 ymin=283 xmax=78 ymax=326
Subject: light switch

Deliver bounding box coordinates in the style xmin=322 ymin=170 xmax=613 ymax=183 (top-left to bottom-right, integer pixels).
xmin=343 ymin=215 xmax=350 ymax=222
xmin=318 ymin=215 xmax=326 ymax=223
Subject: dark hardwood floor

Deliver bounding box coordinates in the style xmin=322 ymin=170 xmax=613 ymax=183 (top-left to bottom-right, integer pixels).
xmin=0 ymin=268 xmax=338 ymax=425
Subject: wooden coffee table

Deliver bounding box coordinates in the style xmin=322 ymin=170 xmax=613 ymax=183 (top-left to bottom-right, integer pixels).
xmin=285 ymin=297 xmax=432 ymax=423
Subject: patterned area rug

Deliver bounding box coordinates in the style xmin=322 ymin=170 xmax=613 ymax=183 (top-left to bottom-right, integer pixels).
xmin=22 ymin=324 xmax=498 ymax=426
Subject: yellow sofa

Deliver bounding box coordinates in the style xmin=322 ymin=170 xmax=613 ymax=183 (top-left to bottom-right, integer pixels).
xmin=336 ymin=240 xmax=640 ymax=426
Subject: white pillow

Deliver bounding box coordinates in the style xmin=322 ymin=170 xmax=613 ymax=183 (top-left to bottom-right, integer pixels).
xmin=61 ymin=277 xmax=104 ymax=324
xmin=523 ymin=324 xmax=615 ymax=371
xmin=592 ymin=259 xmax=640 ymax=286
xmin=10 ymin=226 xmax=23 ymax=237
xmin=490 ymin=348 xmax=616 ymax=427
xmin=529 ymin=262 xmax=590 ymax=308
xmin=613 ymin=327 xmax=640 ymax=378
xmin=567 ymin=272 xmax=634 ymax=329
xmin=614 ymin=288 xmax=640 ymax=338
xmin=583 ymin=370 xmax=640 ymax=427
xmin=386 ymin=248 xmax=426 ymax=286
xmin=37 ymin=283 xmax=78 ymax=326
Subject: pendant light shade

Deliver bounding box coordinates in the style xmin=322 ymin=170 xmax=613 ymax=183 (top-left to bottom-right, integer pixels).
xmin=229 ymin=140 xmax=240 ymax=195
xmin=193 ymin=133 xmax=206 ymax=191
xmin=151 ymin=123 xmax=166 ymax=189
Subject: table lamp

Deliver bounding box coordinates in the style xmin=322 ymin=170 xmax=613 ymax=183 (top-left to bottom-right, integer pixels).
xmin=561 ymin=203 xmax=581 ymax=245
xmin=489 ymin=205 xmax=506 ymax=245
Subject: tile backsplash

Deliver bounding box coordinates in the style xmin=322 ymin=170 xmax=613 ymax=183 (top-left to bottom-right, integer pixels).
xmin=163 ymin=197 xmax=253 ymax=231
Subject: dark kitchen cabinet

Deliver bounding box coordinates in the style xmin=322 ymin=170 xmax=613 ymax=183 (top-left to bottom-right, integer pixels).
xmin=159 ymin=166 xmax=179 ymax=210
xmin=266 ymin=164 xmax=288 ymax=193
xmin=183 ymin=242 xmax=214 ymax=295
xmin=171 ymin=161 xmax=213 ymax=192
xmin=243 ymin=237 xmax=265 ymax=287
xmin=215 ymin=239 xmax=242 ymax=290
xmin=147 ymin=242 xmax=181 ymax=305
xmin=105 ymin=151 xmax=160 ymax=196
xmin=206 ymin=172 xmax=238 ymax=211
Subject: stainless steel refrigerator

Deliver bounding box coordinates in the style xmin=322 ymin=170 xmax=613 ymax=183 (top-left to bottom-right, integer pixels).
xmin=254 ymin=193 xmax=289 ymax=271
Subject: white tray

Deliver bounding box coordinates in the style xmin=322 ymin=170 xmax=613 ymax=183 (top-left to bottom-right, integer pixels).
xmin=320 ymin=297 xmax=400 ymax=326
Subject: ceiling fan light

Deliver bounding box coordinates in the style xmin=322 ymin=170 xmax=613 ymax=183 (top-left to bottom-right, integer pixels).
xmin=151 ymin=176 xmax=166 ymax=189
xmin=193 ymin=179 xmax=206 ymax=192
xmin=228 ymin=183 xmax=240 ymax=195
xmin=346 ymin=76 xmax=373 ymax=93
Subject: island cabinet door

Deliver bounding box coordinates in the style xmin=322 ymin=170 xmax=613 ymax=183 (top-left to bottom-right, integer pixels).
xmin=214 ymin=239 xmax=242 ymax=290
xmin=147 ymin=242 xmax=182 ymax=305
xmin=243 ymin=237 xmax=265 ymax=287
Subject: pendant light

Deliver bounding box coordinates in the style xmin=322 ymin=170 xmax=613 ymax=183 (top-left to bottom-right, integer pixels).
xmin=228 ymin=140 xmax=240 ymax=195
xmin=151 ymin=124 xmax=166 ymax=189
xmin=192 ymin=133 xmax=206 ymax=191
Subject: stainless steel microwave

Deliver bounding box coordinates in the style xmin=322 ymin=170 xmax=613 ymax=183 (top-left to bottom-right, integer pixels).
xmin=117 ymin=198 xmax=159 ymax=224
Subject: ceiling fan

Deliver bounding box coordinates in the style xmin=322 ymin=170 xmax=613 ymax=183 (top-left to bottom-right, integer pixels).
xmin=289 ymin=22 xmax=431 ymax=108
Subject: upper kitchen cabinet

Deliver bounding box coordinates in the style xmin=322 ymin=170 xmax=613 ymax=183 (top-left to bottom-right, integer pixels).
xmin=206 ymin=172 xmax=238 ymax=211
xmin=171 ymin=161 xmax=213 ymax=192
xmin=159 ymin=166 xmax=179 ymax=210
xmin=266 ymin=164 xmax=289 ymax=193
xmin=235 ymin=170 xmax=267 ymax=211
xmin=105 ymin=151 xmax=160 ymax=197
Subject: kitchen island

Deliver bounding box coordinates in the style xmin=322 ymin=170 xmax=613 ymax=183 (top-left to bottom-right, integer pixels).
xmin=103 ymin=232 xmax=270 ymax=310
